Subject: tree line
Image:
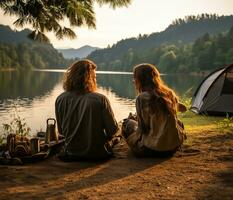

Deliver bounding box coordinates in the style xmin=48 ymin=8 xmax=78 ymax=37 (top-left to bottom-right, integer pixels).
xmin=171 ymin=13 xmax=220 ymax=26
xmin=88 ymin=14 xmax=233 ymax=72
xmin=0 ymin=42 xmax=68 ymax=69
xmin=1 ymin=26 xmax=232 ymax=72
xmin=0 ymin=14 xmax=232 ymax=72
xmin=88 ymin=26 xmax=233 ymax=73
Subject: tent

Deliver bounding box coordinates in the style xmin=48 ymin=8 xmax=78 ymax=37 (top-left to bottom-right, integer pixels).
xmin=191 ymin=64 xmax=233 ymax=115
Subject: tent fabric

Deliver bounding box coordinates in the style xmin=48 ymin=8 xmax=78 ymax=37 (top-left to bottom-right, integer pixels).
xmin=191 ymin=64 xmax=233 ymax=115
xmin=191 ymin=68 xmax=225 ymax=111
xmin=222 ymin=71 xmax=233 ymax=94
xmin=200 ymin=73 xmax=225 ymax=112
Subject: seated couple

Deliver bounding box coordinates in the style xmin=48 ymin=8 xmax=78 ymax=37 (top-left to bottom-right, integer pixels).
xmin=55 ymin=59 xmax=187 ymax=161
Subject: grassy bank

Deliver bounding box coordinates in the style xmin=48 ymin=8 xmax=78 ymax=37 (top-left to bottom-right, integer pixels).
xmin=180 ymin=111 xmax=233 ymax=133
xmin=179 ymin=111 xmax=233 ymax=149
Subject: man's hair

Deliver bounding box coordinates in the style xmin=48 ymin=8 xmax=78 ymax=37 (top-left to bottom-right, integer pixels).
xmin=63 ymin=59 xmax=97 ymax=93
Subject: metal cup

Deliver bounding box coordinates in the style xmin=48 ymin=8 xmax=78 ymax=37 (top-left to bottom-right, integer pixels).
xmin=30 ymin=138 xmax=40 ymax=155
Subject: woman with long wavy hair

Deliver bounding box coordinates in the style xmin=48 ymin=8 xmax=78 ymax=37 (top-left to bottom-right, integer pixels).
xmin=122 ymin=63 xmax=186 ymax=157
xmin=55 ymin=59 xmax=118 ymax=161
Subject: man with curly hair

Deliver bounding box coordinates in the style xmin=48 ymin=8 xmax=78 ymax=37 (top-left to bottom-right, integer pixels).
xmin=55 ymin=59 xmax=118 ymax=161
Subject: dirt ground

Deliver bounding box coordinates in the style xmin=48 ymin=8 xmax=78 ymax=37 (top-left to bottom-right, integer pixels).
xmin=0 ymin=129 xmax=233 ymax=200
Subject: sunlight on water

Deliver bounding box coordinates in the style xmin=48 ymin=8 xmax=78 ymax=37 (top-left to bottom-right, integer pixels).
xmin=34 ymin=68 xmax=133 ymax=74
xmin=0 ymin=71 xmax=135 ymax=135
xmin=0 ymin=70 xmax=203 ymax=136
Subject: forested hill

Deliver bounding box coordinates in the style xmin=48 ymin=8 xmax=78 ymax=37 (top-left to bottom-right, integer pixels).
xmin=0 ymin=25 xmax=68 ymax=70
xmin=0 ymin=25 xmax=31 ymax=44
xmin=141 ymin=14 xmax=233 ymax=48
xmin=88 ymin=14 xmax=233 ymax=72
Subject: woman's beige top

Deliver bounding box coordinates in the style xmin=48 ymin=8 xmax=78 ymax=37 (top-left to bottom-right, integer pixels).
xmin=131 ymin=91 xmax=185 ymax=151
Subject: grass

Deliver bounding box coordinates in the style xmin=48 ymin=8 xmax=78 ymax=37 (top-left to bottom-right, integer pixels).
xmin=179 ymin=111 xmax=233 ymax=134
xmin=179 ymin=95 xmax=233 ymax=135
xmin=178 ymin=110 xmax=233 ymax=148
xmin=215 ymin=114 xmax=233 ymax=132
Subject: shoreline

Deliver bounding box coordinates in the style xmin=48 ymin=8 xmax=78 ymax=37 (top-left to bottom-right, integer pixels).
xmin=0 ymin=68 xmax=16 ymax=72
xmin=0 ymin=67 xmax=210 ymax=76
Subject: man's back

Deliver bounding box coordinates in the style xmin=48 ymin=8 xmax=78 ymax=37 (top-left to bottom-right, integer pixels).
xmin=55 ymin=91 xmax=118 ymax=159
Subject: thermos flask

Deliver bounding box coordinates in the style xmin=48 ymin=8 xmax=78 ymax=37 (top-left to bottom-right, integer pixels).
xmin=45 ymin=118 xmax=58 ymax=144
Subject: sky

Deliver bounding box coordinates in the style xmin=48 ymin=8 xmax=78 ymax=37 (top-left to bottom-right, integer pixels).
xmin=1 ymin=0 xmax=233 ymax=49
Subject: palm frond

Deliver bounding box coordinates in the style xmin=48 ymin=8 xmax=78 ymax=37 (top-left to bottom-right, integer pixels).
xmin=96 ymin=0 xmax=131 ymax=8
xmin=55 ymin=27 xmax=64 ymax=40
xmin=1 ymin=0 xmax=131 ymax=41
xmin=28 ymin=31 xmax=50 ymax=43
xmin=13 ymin=17 xmax=26 ymax=27
xmin=55 ymin=27 xmax=77 ymax=40
xmin=0 ymin=0 xmax=15 ymax=7
xmin=66 ymin=1 xmax=96 ymax=28
xmin=63 ymin=27 xmax=76 ymax=39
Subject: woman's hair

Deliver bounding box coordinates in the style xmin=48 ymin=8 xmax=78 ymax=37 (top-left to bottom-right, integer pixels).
xmin=63 ymin=59 xmax=97 ymax=93
xmin=133 ymin=63 xmax=178 ymax=116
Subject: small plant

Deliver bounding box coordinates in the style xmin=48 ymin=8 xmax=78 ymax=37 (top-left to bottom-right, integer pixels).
xmin=2 ymin=105 xmax=31 ymax=139
xmin=215 ymin=113 xmax=233 ymax=132
xmin=180 ymin=87 xmax=194 ymax=109
xmin=180 ymin=97 xmax=192 ymax=109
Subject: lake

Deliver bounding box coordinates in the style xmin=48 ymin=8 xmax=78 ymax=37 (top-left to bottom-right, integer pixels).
xmin=0 ymin=70 xmax=203 ymax=136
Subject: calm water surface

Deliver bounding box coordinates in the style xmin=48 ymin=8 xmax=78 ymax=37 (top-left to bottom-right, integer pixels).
xmin=0 ymin=70 xmax=203 ymax=135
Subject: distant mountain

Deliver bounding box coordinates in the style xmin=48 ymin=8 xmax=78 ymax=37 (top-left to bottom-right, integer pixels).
xmin=0 ymin=25 xmax=68 ymax=69
xmin=88 ymin=14 xmax=233 ymax=71
xmin=57 ymin=45 xmax=100 ymax=59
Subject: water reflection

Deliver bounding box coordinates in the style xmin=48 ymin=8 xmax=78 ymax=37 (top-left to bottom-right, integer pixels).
xmin=97 ymin=73 xmax=204 ymax=99
xmin=0 ymin=70 xmax=62 ymax=100
xmin=97 ymin=74 xmax=136 ymax=99
xmin=0 ymin=70 xmax=204 ymax=135
xmin=162 ymin=75 xmax=203 ymax=96
xmin=0 ymin=71 xmax=136 ymax=134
